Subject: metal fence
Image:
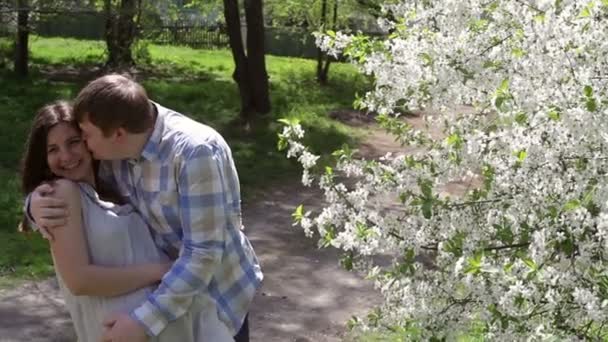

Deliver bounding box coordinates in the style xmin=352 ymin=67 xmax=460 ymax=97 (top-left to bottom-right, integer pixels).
xmin=143 ymin=26 xmax=229 ymax=49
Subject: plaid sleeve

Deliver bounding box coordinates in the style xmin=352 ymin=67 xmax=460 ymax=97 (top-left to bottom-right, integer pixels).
xmin=131 ymin=145 xmax=227 ymax=336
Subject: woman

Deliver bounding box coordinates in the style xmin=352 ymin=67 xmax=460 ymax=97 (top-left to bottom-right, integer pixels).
xmin=20 ymin=101 xmax=223 ymax=341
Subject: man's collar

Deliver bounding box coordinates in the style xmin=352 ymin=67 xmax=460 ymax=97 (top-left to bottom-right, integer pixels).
xmin=140 ymin=102 xmax=164 ymax=162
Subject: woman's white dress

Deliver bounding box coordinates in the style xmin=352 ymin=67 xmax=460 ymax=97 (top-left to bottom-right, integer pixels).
xmin=55 ymin=183 xmax=233 ymax=342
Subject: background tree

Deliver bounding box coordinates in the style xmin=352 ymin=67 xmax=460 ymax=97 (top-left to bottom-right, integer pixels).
xmin=5 ymin=0 xmax=82 ymax=77
xmin=103 ymin=0 xmax=139 ymax=69
xmin=315 ymin=0 xmax=338 ymax=84
xmin=223 ymin=0 xmax=270 ymax=121
xmin=14 ymin=0 xmax=28 ymax=76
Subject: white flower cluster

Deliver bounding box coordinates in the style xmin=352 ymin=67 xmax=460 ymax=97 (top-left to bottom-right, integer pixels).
xmin=283 ymin=0 xmax=608 ymax=339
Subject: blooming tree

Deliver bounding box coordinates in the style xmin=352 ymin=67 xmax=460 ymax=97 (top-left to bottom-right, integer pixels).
xmin=280 ymin=0 xmax=608 ymax=339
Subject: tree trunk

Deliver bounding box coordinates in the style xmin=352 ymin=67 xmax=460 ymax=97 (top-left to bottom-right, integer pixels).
xmin=224 ymin=0 xmax=271 ymax=121
xmin=223 ymin=0 xmax=254 ymax=119
xmin=318 ymin=0 xmax=338 ymax=84
xmin=316 ymin=0 xmax=328 ymax=84
xmin=104 ymin=0 xmax=137 ymax=69
xmin=14 ymin=0 xmax=29 ymax=77
xmin=244 ymin=0 xmax=270 ymax=114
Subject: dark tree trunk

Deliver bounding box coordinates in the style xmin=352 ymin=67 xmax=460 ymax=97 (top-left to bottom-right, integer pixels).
xmin=14 ymin=0 xmax=29 ymax=77
xmin=104 ymin=0 xmax=137 ymax=69
xmin=317 ymin=0 xmax=338 ymax=84
xmin=223 ymin=0 xmax=253 ymax=119
xmin=223 ymin=0 xmax=271 ymax=121
xmin=244 ymin=0 xmax=270 ymax=114
xmin=316 ymin=0 xmax=328 ymax=84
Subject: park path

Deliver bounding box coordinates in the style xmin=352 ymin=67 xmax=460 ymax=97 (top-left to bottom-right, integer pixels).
xmin=0 ymin=111 xmax=424 ymax=342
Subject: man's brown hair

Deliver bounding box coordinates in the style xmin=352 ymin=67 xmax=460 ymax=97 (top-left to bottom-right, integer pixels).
xmin=73 ymin=74 xmax=154 ymax=136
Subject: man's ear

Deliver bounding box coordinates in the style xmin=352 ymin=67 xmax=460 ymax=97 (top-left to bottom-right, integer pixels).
xmin=113 ymin=127 xmax=128 ymax=143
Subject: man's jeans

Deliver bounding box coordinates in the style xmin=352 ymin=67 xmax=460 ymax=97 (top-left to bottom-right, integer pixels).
xmin=234 ymin=315 xmax=249 ymax=342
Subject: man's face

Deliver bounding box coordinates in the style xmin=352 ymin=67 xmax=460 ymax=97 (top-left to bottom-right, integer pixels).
xmin=78 ymin=118 xmax=123 ymax=160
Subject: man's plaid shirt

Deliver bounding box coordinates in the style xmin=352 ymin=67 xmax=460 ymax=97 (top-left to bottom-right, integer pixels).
xmin=99 ymin=103 xmax=263 ymax=336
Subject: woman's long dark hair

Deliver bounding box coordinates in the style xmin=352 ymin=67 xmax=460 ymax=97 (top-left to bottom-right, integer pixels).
xmin=21 ymin=101 xmax=74 ymax=196
xmin=19 ymin=101 xmax=121 ymax=232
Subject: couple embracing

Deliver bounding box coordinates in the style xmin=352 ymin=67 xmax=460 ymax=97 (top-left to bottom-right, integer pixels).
xmin=21 ymin=74 xmax=263 ymax=342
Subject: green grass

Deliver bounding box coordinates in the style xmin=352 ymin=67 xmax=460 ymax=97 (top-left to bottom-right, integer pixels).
xmin=0 ymin=36 xmax=370 ymax=286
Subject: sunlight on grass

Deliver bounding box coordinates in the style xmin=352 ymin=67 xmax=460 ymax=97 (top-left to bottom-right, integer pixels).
xmin=30 ymin=36 xmax=106 ymax=65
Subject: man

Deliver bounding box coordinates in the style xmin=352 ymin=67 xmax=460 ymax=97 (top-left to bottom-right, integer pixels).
xmin=29 ymin=74 xmax=262 ymax=341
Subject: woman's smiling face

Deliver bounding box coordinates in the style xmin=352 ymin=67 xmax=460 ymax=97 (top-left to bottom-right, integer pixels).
xmin=46 ymin=122 xmax=95 ymax=184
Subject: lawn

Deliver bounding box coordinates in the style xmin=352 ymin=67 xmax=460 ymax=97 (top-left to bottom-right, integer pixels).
xmin=0 ymin=36 xmax=370 ymax=284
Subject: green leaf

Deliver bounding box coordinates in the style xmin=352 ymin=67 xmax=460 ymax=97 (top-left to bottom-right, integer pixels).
xmin=494 ymin=79 xmax=512 ymax=111
xmin=558 ymin=237 xmax=575 ymax=255
xmin=332 ymin=144 xmax=355 ymax=159
xmin=356 ymin=222 xmax=372 ymax=240
xmin=522 ymin=257 xmax=537 ymax=270
xmin=513 ymin=150 xmax=527 ymax=165
xmin=518 ymin=150 xmax=527 ymax=162
xmin=446 ymin=133 xmax=463 ymax=149
xmin=483 ymin=60 xmax=503 ymax=70
xmin=468 ymin=18 xmax=489 ymax=32
xmin=579 ymin=6 xmax=591 ymax=18
xmin=292 ymin=205 xmax=304 ymax=222
xmin=495 ymin=96 xmax=505 ymax=110
xmin=422 ymin=200 xmax=433 ymax=219
xmin=444 ymin=233 xmax=465 ymax=257
xmin=515 ymin=112 xmax=527 ymax=125
xmin=399 ymin=192 xmax=411 ymax=204
xmin=464 ymin=252 xmax=483 ymax=274
xmin=584 ymin=85 xmax=593 ymax=97
xmin=321 ymin=226 xmax=337 ymax=248
xmin=548 ymin=107 xmax=561 ymax=121
xmin=482 ymin=164 xmax=495 ymax=191
xmin=547 ymin=206 xmax=559 ymax=218
xmin=564 ymin=199 xmax=581 ymax=211
xmin=498 ymin=79 xmax=510 ymax=93
xmin=420 ymin=52 xmax=433 ymax=66
xmin=495 ymin=224 xmax=514 ymax=244
xmin=325 ymin=166 xmax=333 ymax=176
xmin=512 ymin=48 xmax=526 ymax=58
xmin=340 ymin=252 xmax=354 ymax=271
xmin=277 ymin=137 xmax=288 ymax=151
xmin=327 ymin=30 xmax=336 ymax=38
xmin=582 ymin=185 xmax=596 ymax=207
xmin=419 ymin=179 xmax=433 ymax=198
xmin=586 ymin=98 xmax=598 ymax=112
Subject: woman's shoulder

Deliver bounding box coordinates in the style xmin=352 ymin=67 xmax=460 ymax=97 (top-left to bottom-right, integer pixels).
xmin=52 ymin=179 xmax=83 ymax=198
xmin=48 ymin=180 xmax=88 ymax=214
xmin=52 ymin=180 xmax=99 ymax=204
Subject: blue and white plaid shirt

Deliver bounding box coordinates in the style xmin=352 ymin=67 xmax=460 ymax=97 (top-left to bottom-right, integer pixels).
xmin=99 ymin=103 xmax=263 ymax=336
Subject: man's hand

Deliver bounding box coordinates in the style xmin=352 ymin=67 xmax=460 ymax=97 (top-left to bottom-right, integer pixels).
xmin=30 ymin=183 xmax=68 ymax=240
xmin=101 ymin=313 xmax=148 ymax=342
